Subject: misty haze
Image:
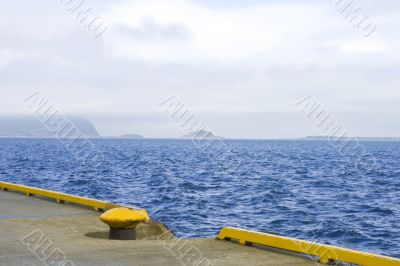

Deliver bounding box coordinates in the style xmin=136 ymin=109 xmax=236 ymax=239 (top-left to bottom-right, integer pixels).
xmin=0 ymin=1 xmax=399 ymax=266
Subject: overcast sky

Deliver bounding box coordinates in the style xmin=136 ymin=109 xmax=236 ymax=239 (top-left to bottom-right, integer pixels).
xmin=0 ymin=0 xmax=399 ymax=138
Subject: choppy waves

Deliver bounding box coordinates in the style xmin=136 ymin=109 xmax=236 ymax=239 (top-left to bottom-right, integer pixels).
xmin=0 ymin=138 xmax=399 ymax=258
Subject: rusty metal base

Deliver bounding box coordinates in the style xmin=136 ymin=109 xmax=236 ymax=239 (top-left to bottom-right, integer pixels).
xmin=109 ymin=228 xmax=137 ymax=240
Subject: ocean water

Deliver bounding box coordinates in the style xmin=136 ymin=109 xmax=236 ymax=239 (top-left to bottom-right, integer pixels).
xmin=0 ymin=138 xmax=399 ymax=258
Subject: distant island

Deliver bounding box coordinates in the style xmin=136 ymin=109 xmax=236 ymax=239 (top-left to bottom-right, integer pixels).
xmin=301 ymin=136 xmax=400 ymax=141
xmin=119 ymin=134 xmax=144 ymax=139
xmin=3 ymin=117 xmax=397 ymax=141
xmin=183 ymin=129 xmax=223 ymax=139
xmin=0 ymin=115 xmax=148 ymax=139
xmin=0 ymin=115 xmax=99 ymax=138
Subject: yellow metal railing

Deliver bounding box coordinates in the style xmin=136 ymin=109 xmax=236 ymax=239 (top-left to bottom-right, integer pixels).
xmin=218 ymin=227 xmax=400 ymax=266
xmin=0 ymin=181 xmax=121 ymax=212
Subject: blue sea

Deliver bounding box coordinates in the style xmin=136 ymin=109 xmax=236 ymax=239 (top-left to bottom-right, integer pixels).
xmin=0 ymin=138 xmax=399 ymax=258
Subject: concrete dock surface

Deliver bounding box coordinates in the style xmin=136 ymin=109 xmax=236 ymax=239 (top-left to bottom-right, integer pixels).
xmin=0 ymin=190 xmax=320 ymax=266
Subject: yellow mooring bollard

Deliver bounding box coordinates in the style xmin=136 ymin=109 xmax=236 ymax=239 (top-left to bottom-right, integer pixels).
xmin=100 ymin=207 xmax=150 ymax=240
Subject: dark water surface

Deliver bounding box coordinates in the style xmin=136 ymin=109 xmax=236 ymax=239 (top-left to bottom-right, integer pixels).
xmin=0 ymin=138 xmax=399 ymax=258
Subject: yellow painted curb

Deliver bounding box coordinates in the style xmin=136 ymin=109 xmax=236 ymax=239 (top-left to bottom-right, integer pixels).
xmin=0 ymin=181 xmax=148 ymax=216
xmin=218 ymin=227 xmax=400 ymax=266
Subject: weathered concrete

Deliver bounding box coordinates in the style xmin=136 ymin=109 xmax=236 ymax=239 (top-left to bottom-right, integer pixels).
xmin=0 ymin=189 xmax=97 ymax=219
xmin=0 ymin=190 xmax=320 ymax=266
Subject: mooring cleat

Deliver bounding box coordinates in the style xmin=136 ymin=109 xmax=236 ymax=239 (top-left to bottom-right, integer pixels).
xmin=100 ymin=207 xmax=150 ymax=240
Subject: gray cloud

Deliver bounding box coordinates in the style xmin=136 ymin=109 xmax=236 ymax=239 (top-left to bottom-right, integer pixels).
xmin=0 ymin=0 xmax=399 ymax=138
xmin=111 ymin=17 xmax=191 ymax=42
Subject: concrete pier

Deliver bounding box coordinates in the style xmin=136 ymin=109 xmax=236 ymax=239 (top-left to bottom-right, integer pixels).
xmin=0 ymin=190 xmax=320 ymax=266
